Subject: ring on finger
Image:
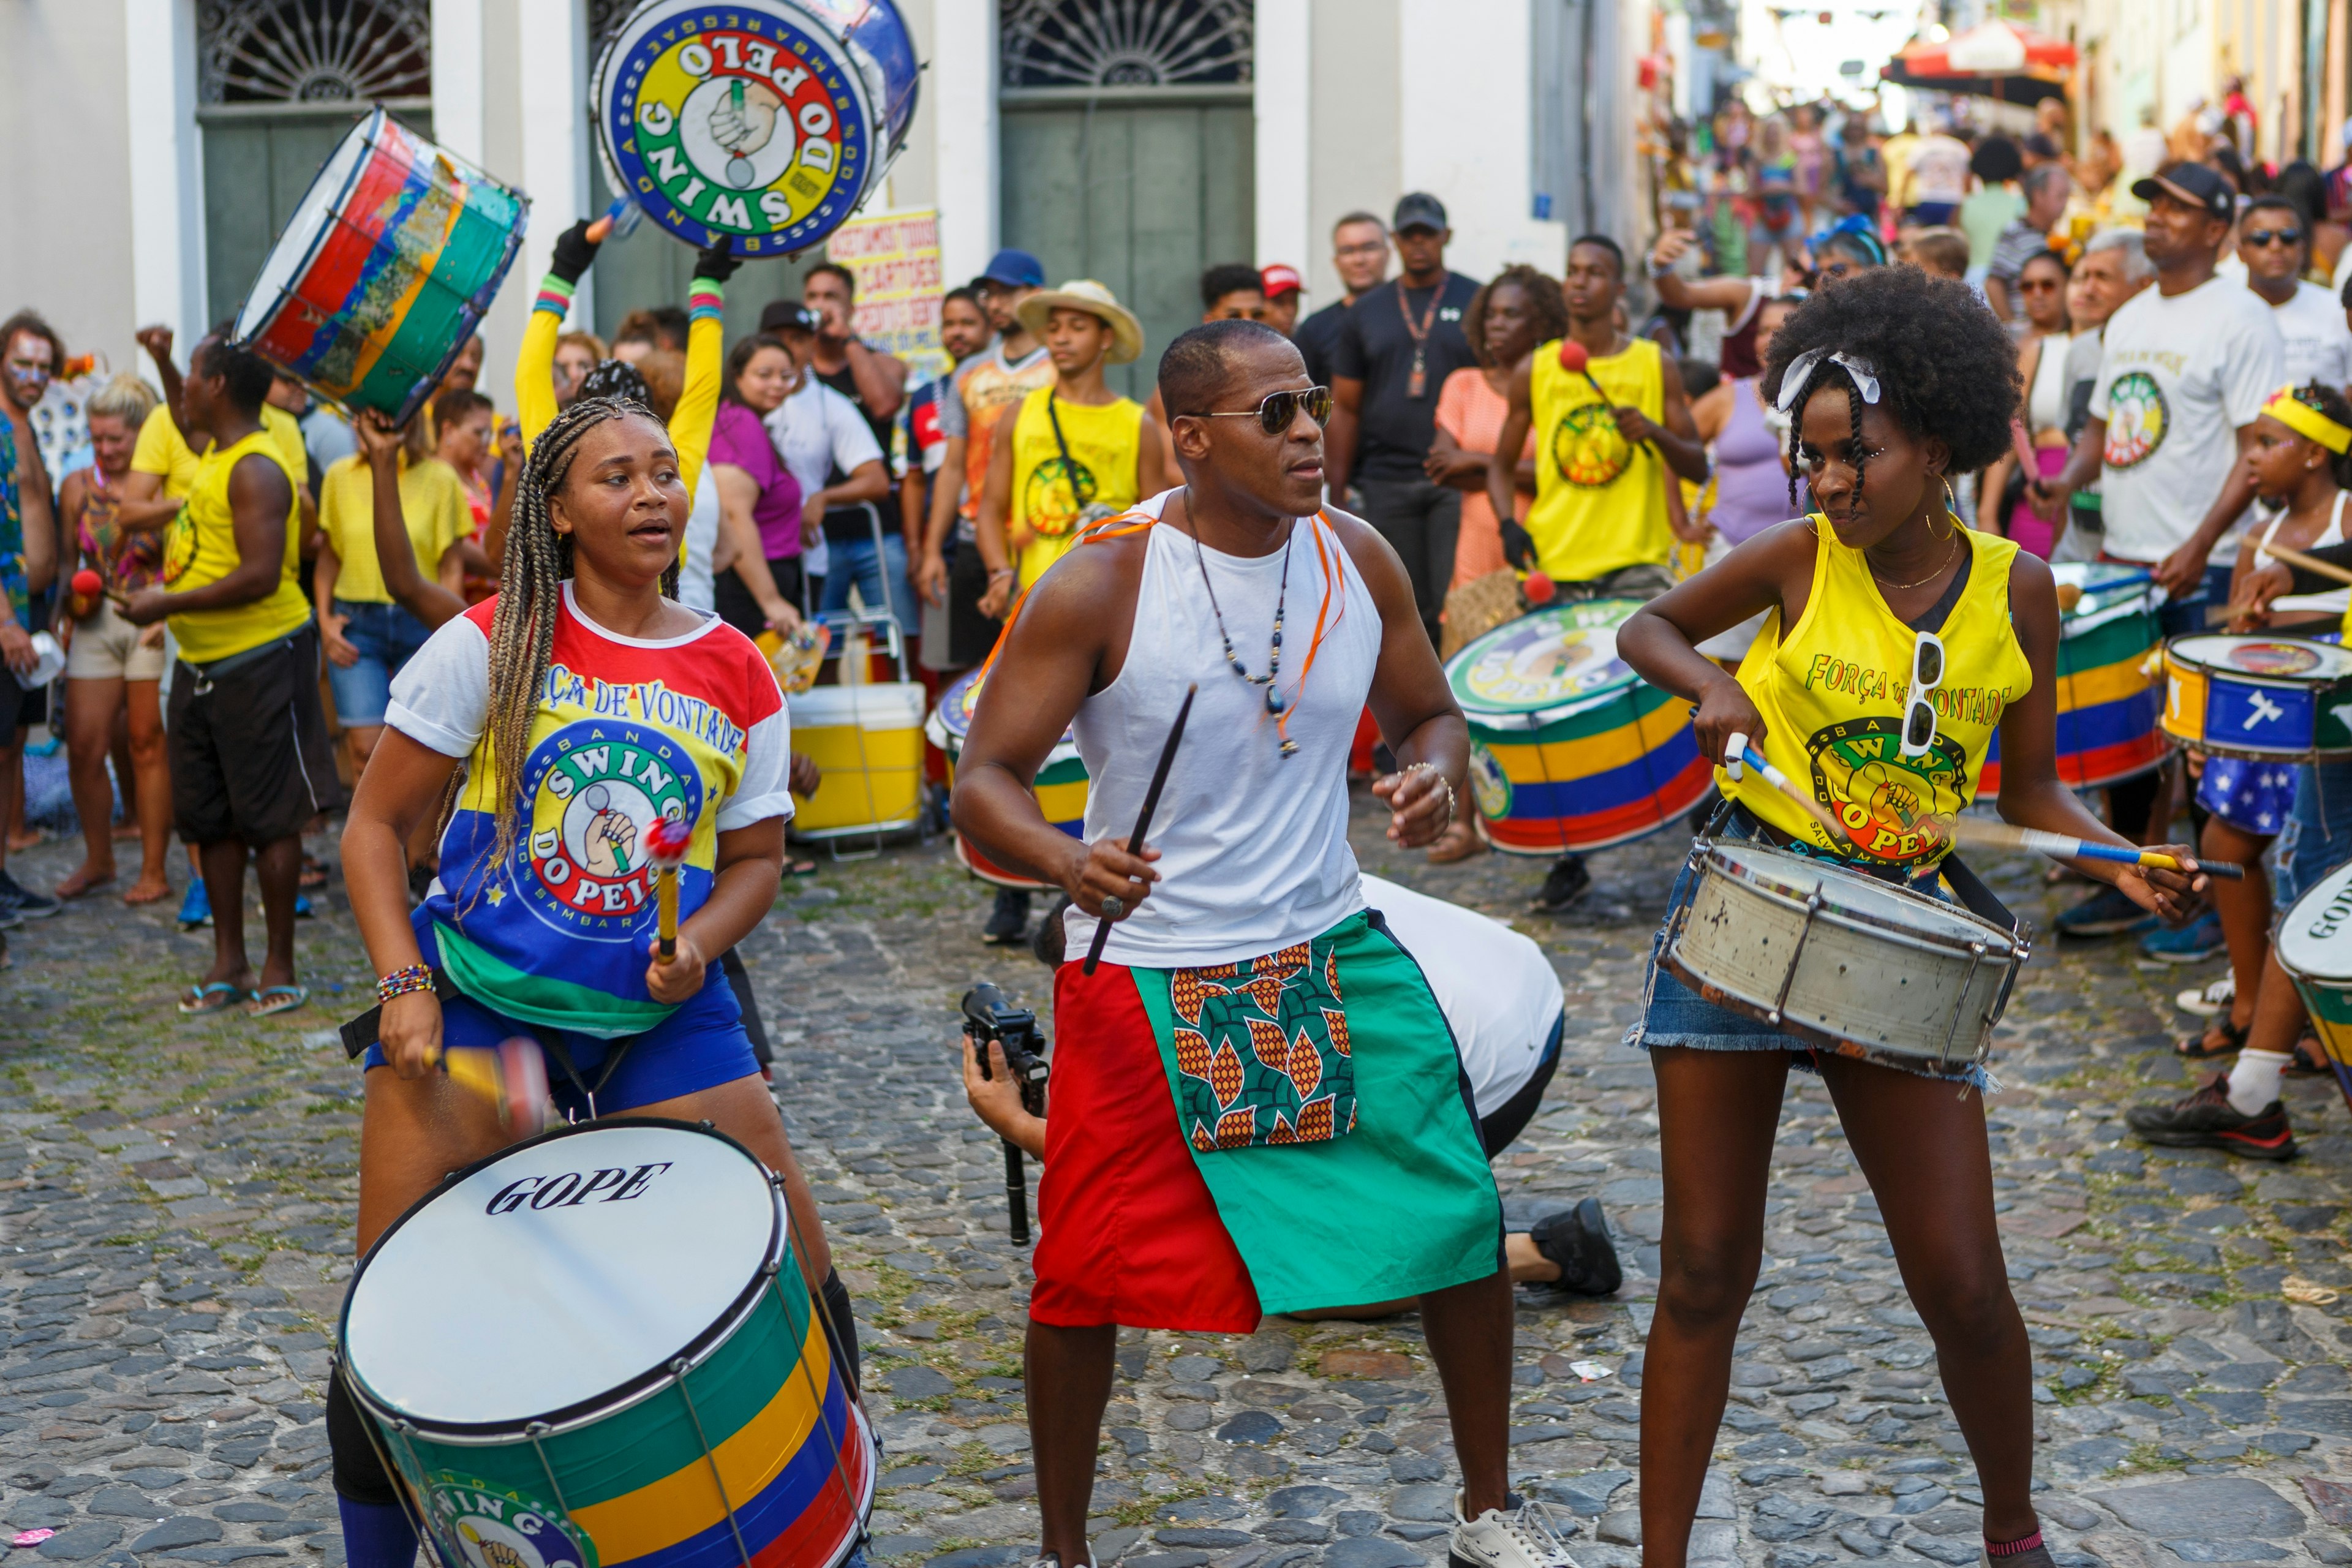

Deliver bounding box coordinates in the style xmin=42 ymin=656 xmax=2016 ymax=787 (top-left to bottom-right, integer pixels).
xmin=1101 ymin=894 xmax=1126 ymax=919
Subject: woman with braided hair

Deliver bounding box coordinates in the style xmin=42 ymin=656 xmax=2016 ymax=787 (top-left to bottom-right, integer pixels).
xmin=1615 ymin=270 xmax=2213 ymax=1568
xmin=325 ymin=392 xmax=839 ymax=1568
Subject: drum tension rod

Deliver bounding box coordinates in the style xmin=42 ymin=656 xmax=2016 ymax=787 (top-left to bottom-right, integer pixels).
xmin=1768 ymin=889 xmax=1825 ymax=1026
xmin=671 ymin=1359 xmax=757 ymax=1568
xmin=522 ymin=1420 xmax=577 ymax=1525
xmin=1944 ymin=942 xmax=1986 ymax=1063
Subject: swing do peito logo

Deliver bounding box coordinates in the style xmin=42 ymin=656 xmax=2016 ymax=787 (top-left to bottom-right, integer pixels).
xmin=425 ymin=1477 xmax=596 ymax=1568
xmin=609 ymin=18 xmax=867 ymax=251
xmin=514 ymin=722 xmax=702 ymax=938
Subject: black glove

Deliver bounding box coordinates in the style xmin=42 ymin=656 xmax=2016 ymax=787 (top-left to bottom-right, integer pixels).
xmin=1500 ymin=519 xmax=1534 ymax=571
xmin=694 ymin=239 xmax=741 ymax=284
xmin=549 ymin=219 xmax=600 ymax=286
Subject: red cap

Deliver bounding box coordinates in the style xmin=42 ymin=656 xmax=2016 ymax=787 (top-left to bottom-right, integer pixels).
xmin=70 ymin=570 xmax=102 ymax=598
xmin=1556 ymin=339 xmax=1589 ymax=372
xmin=1259 ymin=263 xmax=1303 ymax=300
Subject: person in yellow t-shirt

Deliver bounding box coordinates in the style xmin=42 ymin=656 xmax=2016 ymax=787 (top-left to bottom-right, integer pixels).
xmin=1610 ymin=271 xmax=2209 ymax=1568
xmin=123 ymin=331 xmax=336 ymax=1021
xmin=974 ymin=280 xmax=1167 ymax=614
xmin=315 ymin=407 xmax=473 ymax=780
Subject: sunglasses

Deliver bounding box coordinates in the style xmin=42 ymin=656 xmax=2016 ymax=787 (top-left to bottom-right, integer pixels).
xmin=1899 ymin=630 xmax=1946 ymax=758
xmin=2244 ymin=227 xmax=2304 ymax=247
xmin=1191 ymin=385 xmax=1333 ymax=435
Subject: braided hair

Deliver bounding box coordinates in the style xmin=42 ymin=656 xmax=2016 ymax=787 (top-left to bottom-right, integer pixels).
xmin=1776 ymin=354 xmax=1872 ymax=511
xmin=474 ymin=394 xmax=663 ymax=890
xmin=2286 ymin=380 xmax=2352 ymax=489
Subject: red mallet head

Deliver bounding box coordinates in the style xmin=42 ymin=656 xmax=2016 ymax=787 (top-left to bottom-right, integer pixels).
xmin=1556 ymin=339 xmax=1589 ymax=373
xmin=70 ymin=570 xmax=102 ymax=600
xmin=494 ymin=1038 xmax=549 ymax=1134
xmin=644 ymin=815 xmax=693 ymax=869
xmin=1523 ymin=571 xmax=1557 ymax=605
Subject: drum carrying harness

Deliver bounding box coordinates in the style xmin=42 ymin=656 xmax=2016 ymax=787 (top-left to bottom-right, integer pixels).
xmin=340 ymin=970 xmax=644 ymax=1119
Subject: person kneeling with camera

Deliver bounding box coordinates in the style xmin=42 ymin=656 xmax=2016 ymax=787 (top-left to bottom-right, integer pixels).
xmin=962 ymin=872 xmax=1621 ymax=1311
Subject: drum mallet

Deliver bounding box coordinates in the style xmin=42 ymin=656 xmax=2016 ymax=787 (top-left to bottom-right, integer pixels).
xmin=1082 ymin=684 xmax=1196 ymax=975
xmin=432 ymin=1039 xmax=549 ymax=1133
xmin=1556 ymin=339 xmax=1651 ymax=453
xmin=646 ymin=816 xmax=693 ymax=963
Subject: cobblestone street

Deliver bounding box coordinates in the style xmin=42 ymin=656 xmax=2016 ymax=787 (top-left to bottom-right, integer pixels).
xmin=2 ymin=790 xmax=2351 ymax=1568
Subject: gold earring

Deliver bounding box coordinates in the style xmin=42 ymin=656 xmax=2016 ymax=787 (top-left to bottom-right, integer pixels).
xmin=1939 ymin=475 xmax=1959 ymax=536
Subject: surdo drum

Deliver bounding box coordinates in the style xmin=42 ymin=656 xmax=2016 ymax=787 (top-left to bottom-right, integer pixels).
xmin=926 ymin=668 xmax=1090 ymax=889
xmin=341 ymin=1121 xmax=873 ymax=1568
xmin=2277 ymin=861 xmax=2352 ymax=1101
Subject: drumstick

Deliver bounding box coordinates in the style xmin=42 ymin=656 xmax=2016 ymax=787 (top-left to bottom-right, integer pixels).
xmin=1934 ymin=815 xmax=2245 ymax=880
xmin=1735 ymin=744 xmax=1853 ymax=844
xmin=428 ymin=1039 xmax=549 ymax=1133
xmin=645 ymin=816 xmax=693 ymax=963
xmin=1082 ymin=684 xmax=1196 ymax=976
xmin=1557 ymin=339 xmax=1651 ymax=453
xmin=2256 ymin=540 xmax=2352 ymax=590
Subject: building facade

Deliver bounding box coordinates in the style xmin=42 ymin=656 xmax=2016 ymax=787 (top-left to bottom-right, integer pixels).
xmin=1 ymin=0 xmax=1654 ymax=401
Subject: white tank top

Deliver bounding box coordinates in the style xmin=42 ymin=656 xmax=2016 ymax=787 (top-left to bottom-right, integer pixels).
xmin=1063 ymin=489 xmax=1382 ymax=968
xmin=2026 ymin=332 xmax=2071 ymax=433
xmin=2254 ymin=491 xmax=2348 ymax=570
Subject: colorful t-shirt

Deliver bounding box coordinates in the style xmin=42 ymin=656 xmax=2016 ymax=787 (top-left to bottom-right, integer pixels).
xmin=0 ymin=410 xmax=26 ymax=630
xmin=162 ymin=428 xmax=309 ymax=665
xmin=940 ymin=341 xmax=1055 ymax=531
xmin=708 ymin=401 xmax=804 ymax=561
xmin=318 ymin=454 xmax=473 ymax=605
xmin=131 ymin=403 xmax=307 ymax=500
xmin=1523 ymin=337 xmax=1671 ymax=582
xmin=75 ymin=466 xmax=164 ymax=597
xmin=386 ymin=585 xmax=792 ymax=1036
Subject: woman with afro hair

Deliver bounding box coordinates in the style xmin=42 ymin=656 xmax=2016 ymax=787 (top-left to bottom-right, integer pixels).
xmin=1618 ymin=268 xmax=2211 ymax=1568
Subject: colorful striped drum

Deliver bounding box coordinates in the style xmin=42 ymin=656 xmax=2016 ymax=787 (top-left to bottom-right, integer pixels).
xmin=2161 ymin=635 xmax=2352 ymax=762
xmin=928 ymin=668 xmax=1088 ymax=888
xmin=2277 ymin=861 xmax=2352 ymax=1104
xmin=1978 ymin=562 xmax=2165 ymax=796
xmin=1449 ymin=600 xmax=1711 ymax=854
xmin=233 ymin=107 xmax=527 ymax=426
xmin=343 ymin=1121 xmax=872 ymax=1568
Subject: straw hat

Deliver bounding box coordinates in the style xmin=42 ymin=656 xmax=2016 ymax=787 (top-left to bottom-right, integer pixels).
xmin=1014 ymin=279 xmax=1144 ymax=365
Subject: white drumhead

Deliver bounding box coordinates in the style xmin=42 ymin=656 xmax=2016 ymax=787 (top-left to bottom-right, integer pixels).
xmin=2171 ymin=635 xmax=2352 ymax=682
xmin=233 ymin=113 xmax=376 ymax=343
xmin=344 ymin=1123 xmax=777 ymax=1427
xmin=1710 ymin=841 xmax=2009 ymax=951
xmin=2280 ymin=860 xmax=2352 ymax=981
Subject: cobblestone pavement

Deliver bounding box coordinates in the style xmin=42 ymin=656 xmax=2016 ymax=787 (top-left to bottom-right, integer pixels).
xmin=2 ymin=789 xmax=2351 ymax=1568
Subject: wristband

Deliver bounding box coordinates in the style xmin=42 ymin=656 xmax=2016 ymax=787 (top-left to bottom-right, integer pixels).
xmin=377 ymin=964 xmax=435 ymax=1005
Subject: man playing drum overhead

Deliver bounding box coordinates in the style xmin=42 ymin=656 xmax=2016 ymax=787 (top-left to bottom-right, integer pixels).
xmin=1615 ymin=270 xmax=2207 ymax=1568
xmin=954 ymin=318 xmax=1575 ymax=1568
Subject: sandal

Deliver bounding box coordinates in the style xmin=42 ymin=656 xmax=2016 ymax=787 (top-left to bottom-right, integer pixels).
xmin=245 ymin=985 xmax=307 ymax=1018
xmin=2288 ymin=1036 xmax=2335 ymax=1077
xmin=177 ymin=982 xmax=249 ymax=1016
xmin=2176 ymin=1017 xmax=2248 ymax=1059
xmin=785 ymin=857 xmax=820 ymax=878
xmin=1425 ymin=816 xmax=1486 ymax=865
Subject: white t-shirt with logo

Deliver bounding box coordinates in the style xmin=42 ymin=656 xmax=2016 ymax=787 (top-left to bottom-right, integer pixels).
xmin=2267 ymin=279 xmax=2352 ymax=392
xmin=2089 ymin=273 xmax=2285 ymax=564
xmin=1359 ymin=875 xmax=1564 ymax=1120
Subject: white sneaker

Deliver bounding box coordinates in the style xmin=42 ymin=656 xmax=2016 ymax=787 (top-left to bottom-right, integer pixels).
xmin=1450 ymin=1491 xmax=1580 ymax=1568
xmin=2178 ymin=973 xmax=2236 ymax=1017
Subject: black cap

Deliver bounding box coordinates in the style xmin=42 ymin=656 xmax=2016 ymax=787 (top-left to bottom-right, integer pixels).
xmin=1392 ymin=192 xmax=1448 ymax=233
xmin=760 ymin=301 xmax=823 ymax=335
xmin=2132 ymin=162 xmax=2235 ymax=224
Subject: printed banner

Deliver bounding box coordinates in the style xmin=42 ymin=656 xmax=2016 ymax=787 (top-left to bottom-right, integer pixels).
xmin=826 ymin=208 xmax=945 ymax=384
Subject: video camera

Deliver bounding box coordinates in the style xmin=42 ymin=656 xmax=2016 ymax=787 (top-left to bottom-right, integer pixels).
xmin=962 ymin=982 xmax=1050 ymax=1243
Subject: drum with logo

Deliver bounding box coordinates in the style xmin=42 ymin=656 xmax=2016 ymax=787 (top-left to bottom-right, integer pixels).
xmin=342 ymin=1120 xmax=873 ymax=1568
xmin=594 ymin=0 xmax=919 ymax=257
xmin=2160 ymin=635 xmax=2352 ymax=761
xmin=233 ymin=108 xmax=528 ymax=426
xmin=1978 ymin=562 xmax=2165 ymax=796
xmin=2274 ymin=860 xmax=2352 ymax=1106
xmin=927 ymin=668 xmax=1089 ymax=888
xmin=1448 ymin=600 xmax=1711 ymax=853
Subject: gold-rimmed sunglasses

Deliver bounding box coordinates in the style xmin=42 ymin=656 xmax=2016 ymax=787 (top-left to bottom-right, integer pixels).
xmin=1188 ymin=385 xmax=1333 ymax=435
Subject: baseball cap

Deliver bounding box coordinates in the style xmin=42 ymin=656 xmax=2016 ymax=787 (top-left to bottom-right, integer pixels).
xmin=2130 ymin=162 xmax=2234 ymax=224
xmin=759 ymin=301 xmax=823 ymax=334
xmin=980 ymin=249 xmax=1046 ymax=288
xmin=1392 ymin=192 xmax=1448 ymax=233
xmin=1259 ymin=263 xmax=1303 ymax=299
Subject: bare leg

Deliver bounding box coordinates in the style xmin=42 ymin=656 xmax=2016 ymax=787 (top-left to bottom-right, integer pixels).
xmin=2201 ymin=815 xmax=2271 ymax=1044
xmin=252 ymin=834 xmax=302 ymax=990
xmin=59 ymin=677 xmax=123 ymax=895
xmin=1028 ymin=1321 xmax=1115 ymax=1566
xmin=123 ymin=681 xmax=170 ymax=901
xmin=197 ymin=837 xmax=255 ymax=990
xmin=1422 ymin=1268 xmax=1513 ymax=1514
xmin=1640 ymin=1048 xmax=1790 ymax=1568
xmin=1815 ymin=1057 xmax=2038 ymax=1543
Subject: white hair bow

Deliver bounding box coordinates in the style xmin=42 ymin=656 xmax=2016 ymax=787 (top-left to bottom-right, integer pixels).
xmin=1777 ymin=349 xmax=1881 ymax=411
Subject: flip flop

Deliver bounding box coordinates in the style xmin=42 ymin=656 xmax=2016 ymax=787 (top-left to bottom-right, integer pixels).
xmin=245 ymin=985 xmax=307 ymax=1019
xmin=177 ymin=982 xmax=249 ymax=1016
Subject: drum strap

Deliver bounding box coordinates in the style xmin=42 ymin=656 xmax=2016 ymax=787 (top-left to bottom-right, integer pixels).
xmin=339 ymin=968 xmax=645 ymax=1117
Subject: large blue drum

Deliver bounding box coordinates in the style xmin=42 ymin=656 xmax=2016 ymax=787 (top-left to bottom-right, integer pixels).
xmin=594 ymin=0 xmax=919 ymax=256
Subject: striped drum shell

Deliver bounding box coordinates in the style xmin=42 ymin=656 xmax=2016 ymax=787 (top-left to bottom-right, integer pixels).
xmin=342 ymin=1120 xmax=872 ymax=1568
xmin=1978 ymin=562 xmax=2164 ymax=796
xmin=929 ymin=666 xmax=1089 ymax=889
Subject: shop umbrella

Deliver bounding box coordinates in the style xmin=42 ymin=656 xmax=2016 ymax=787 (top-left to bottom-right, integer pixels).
xmin=1880 ymin=20 xmax=2075 ymax=105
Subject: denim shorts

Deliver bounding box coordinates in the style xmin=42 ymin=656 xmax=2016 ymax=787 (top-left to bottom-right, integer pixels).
xmin=2272 ymin=760 xmax=2352 ymax=915
xmin=325 ymin=599 xmax=432 ymax=725
xmin=1627 ymin=815 xmax=1996 ymax=1091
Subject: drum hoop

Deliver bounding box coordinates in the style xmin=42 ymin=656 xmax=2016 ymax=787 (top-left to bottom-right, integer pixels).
xmin=228 ymin=105 xmax=385 ymax=355
xmin=1697 ymin=842 xmax=2016 ymax=957
xmin=1654 ymin=944 xmax=1994 ymax=1066
xmin=2168 ymin=635 xmax=2352 ymax=684
xmin=340 ymin=1115 xmax=787 ymax=1441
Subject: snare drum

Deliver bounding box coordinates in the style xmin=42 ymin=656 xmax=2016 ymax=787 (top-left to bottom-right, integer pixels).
xmin=1978 ymin=563 xmax=2165 ymax=796
xmin=1449 ymin=600 xmax=1711 ymax=854
xmin=342 ymin=1121 xmax=873 ymax=1568
xmin=2162 ymin=635 xmax=2352 ymax=761
xmin=234 ymin=108 xmax=527 ymax=426
xmin=927 ymin=668 xmax=1089 ymax=888
xmin=2276 ymin=860 xmax=2352 ymax=1093
xmin=1661 ymin=839 xmax=2023 ymax=1069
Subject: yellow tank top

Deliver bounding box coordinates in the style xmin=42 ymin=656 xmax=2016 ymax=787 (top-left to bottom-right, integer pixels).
xmin=1009 ymin=386 xmax=1144 ymax=587
xmin=1727 ymin=519 xmax=2031 ymax=865
xmin=1524 ymin=337 xmax=1671 ymax=581
xmin=162 ymin=428 xmax=311 ymax=665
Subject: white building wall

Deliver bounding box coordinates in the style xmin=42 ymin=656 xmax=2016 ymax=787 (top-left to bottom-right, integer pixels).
xmin=1255 ymin=0 xmax=1314 ymax=279
xmin=928 ymin=0 xmax=999 ymax=290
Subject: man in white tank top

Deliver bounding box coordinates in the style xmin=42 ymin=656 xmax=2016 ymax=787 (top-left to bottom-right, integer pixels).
xmin=955 ymin=320 xmax=1574 ymax=1568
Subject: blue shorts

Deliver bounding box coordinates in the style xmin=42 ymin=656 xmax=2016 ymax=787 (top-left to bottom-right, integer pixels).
xmin=326 ymin=600 xmax=432 ymax=725
xmin=2197 ymin=756 xmax=2298 ymax=838
xmin=361 ymin=918 xmax=760 ymax=1119
xmin=2273 ymin=760 xmax=2352 ymax=916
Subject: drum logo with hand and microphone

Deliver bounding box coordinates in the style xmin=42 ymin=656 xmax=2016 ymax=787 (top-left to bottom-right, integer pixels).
xmin=424 ymin=1477 xmax=594 ymax=1568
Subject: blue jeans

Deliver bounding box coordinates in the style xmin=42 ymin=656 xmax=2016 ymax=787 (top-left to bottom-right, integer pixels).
xmin=818 ymin=529 xmax=916 ymax=636
xmin=2273 ymin=760 xmax=2352 ymax=914
xmin=325 ymin=599 xmax=431 ymax=725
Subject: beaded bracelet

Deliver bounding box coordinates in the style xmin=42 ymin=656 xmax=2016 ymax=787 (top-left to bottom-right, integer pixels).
xmin=377 ymin=965 xmax=435 ymax=1005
